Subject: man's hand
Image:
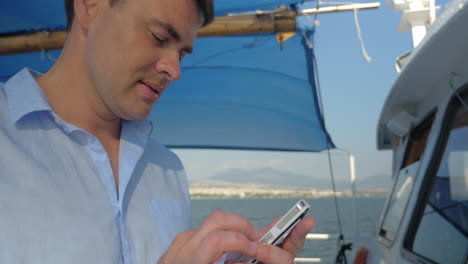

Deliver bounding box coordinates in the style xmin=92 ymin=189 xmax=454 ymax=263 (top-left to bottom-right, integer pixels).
xmin=245 ymin=214 xmax=315 ymax=263
xmin=157 ymin=210 xmax=315 ymax=264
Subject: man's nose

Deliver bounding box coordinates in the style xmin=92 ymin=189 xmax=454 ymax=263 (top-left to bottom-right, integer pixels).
xmin=155 ymin=52 xmax=181 ymax=81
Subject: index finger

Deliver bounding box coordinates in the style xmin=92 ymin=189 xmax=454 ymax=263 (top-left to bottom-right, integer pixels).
xmin=281 ymin=216 xmax=315 ymax=256
xmin=252 ymin=242 xmax=295 ymax=264
xmin=257 ymin=215 xmax=282 ymax=239
xmin=197 ymin=210 xmax=260 ymax=241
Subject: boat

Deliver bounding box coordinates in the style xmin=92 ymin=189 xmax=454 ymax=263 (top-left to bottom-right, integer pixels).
xmin=1 ymin=0 xmax=467 ymax=263
xmin=358 ymin=0 xmax=468 ymax=262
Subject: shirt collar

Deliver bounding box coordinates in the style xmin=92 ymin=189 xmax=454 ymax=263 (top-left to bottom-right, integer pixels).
xmin=123 ymin=118 xmax=153 ymax=140
xmin=4 ymin=68 xmax=52 ymax=124
xmin=4 ymin=68 xmax=154 ymax=136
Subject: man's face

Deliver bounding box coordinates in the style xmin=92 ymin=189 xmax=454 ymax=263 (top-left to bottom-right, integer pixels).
xmin=83 ymin=0 xmax=200 ymax=120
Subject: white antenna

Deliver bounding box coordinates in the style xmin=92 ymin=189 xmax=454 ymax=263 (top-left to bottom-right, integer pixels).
xmin=386 ymin=0 xmax=440 ymax=47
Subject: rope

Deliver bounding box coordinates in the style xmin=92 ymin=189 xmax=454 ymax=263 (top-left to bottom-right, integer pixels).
xmin=303 ymin=0 xmax=321 ymax=27
xmin=301 ymin=1 xmax=372 ymax=62
xmin=353 ymin=8 xmax=372 ymax=62
xmin=39 ymin=31 xmax=58 ymax=62
xmin=300 ymin=27 xmax=314 ymax=49
xmin=39 ymin=31 xmax=47 ymax=61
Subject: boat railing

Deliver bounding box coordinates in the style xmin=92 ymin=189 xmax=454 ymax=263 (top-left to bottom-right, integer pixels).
xmin=294 ymin=233 xmax=374 ymax=263
xmin=294 ymin=150 xmax=370 ymax=263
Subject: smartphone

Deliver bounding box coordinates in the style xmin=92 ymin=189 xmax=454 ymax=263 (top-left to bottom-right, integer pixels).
xmin=237 ymin=199 xmax=310 ymax=263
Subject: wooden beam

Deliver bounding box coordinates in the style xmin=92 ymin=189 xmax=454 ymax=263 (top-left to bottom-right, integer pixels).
xmin=198 ymin=10 xmax=296 ymax=37
xmin=0 ymin=31 xmax=67 ymax=55
xmin=0 ymin=11 xmax=296 ymax=55
xmin=0 ymin=2 xmax=380 ymax=55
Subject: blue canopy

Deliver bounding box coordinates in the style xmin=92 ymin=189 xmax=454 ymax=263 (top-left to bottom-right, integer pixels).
xmin=0 ymin=0 xmax=335 ymax=152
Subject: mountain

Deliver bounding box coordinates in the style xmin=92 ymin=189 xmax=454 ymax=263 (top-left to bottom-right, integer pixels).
xmin=191 ymin=167 xmax=391 ymax=191
xmin=202 ymin=167 xmax=348 ymax=190
xmin=356 ymin=174 xmax=391 ymax=191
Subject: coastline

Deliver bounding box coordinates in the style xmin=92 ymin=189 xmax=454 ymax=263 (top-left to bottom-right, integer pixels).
xmin=189 ymin=192 xmax=388 ymax=199
xmin=189 ymin=182 xmax=387 ymax=199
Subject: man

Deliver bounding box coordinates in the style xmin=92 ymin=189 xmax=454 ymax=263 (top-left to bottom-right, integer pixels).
xmin=0 ymin=0 xmax=315 ymax=263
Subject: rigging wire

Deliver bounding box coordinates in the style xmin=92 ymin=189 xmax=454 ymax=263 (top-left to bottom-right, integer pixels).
xmin=313 ymin=46 xmax=352 ymax=264
xmin=188 ymin=36 xmax=270 ymax=66
xmin=308 ymin=7 xmax=352 ymax=261
xmin=311 ymin=4 xmax=344 ymax=242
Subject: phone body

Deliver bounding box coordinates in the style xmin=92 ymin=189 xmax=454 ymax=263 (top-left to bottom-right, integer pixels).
xmin=237 ymin=199 xmax=310 ymax=263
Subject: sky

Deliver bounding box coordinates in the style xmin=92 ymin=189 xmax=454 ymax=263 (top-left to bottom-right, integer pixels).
xmin=173 ymin=0 xmax=445 ymax=185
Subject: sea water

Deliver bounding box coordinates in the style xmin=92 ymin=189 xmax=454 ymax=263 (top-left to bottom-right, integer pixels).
xmin=191 ymin=197 xmax=385 ymax=261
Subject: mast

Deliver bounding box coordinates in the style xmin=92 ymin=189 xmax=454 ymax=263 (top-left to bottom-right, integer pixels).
xmin=387 ymin=0 xmax=439 ymax=47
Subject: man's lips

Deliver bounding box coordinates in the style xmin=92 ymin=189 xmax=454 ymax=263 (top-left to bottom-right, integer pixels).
xmin=138 ymin=80 xmax=162 ymax=103
xmin=139 ymin=81 xmax=161 ymax=95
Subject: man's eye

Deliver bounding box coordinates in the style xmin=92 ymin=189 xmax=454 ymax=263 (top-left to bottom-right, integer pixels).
xmin=179 ymin=53 xmax=187 ymax=62
xmin=151 ymin=33 xmax=167 ymax=46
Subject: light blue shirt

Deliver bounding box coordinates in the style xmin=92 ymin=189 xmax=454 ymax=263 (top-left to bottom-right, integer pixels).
xmin=0 ymin=68 xmax=192 ymax=264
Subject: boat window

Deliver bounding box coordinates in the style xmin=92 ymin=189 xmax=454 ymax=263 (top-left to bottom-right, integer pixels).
xmin=392 ymin=136 xmax=401 ymax=173
xmin=406 ymin=97 xmax=468 ymax=263
xmin=402 ymin=115 xmax=434 ymax=168
xmin=379 ymin=114 xmax=435 ymax=245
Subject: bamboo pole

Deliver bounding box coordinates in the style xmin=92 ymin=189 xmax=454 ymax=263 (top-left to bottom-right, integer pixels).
xmin=0 ymin=3 xmax=379 ymax=55
xmin=0 ymin=31 xmax=67 ymax=55
xmin=197 ymin=10 xmax=296 ymax=37
xmin=0 ymin=11 xmax=296 ymax=55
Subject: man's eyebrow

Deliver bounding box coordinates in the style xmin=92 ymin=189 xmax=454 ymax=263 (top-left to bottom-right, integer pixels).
xmin=149 ymin=18 xmax=193 ymax=54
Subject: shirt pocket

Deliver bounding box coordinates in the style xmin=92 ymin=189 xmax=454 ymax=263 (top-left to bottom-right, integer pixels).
xmin=149 ymin=199 xmax=192 ymax=251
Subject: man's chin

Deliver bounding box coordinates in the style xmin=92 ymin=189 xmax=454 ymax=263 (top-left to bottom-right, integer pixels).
xmin=120 ymin=109 xmax=152 ymax=121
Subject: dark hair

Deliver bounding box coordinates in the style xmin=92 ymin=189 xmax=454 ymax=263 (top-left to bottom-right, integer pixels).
xmin=64 ymin=0 xmax=214 ymax=31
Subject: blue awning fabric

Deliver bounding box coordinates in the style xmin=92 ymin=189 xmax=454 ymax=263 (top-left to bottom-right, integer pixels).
xmin=0 ymin=0 xmax=335 ymax=152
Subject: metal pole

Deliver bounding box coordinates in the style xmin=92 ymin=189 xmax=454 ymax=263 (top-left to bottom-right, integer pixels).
xmin=305 ymin=233 xmax=372 ymax=241
xmin=299 ymin=2 xmax=380 ymax=16
xmin=295 ymin=257 xmax=333 ymax=263
xmin=429 ymin=0 xmax=436 ymax=24
xmin=329 ymin=149 xmax=358 ymax=242
xmin=348 ymin=153 xmax=358 ymax=241
xmin=306 ymin=233 xmax=340 ymax=240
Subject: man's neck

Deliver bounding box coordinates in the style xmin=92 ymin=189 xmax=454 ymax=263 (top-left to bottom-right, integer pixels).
xmin=36 ymin=36 xmax=121 ymax=140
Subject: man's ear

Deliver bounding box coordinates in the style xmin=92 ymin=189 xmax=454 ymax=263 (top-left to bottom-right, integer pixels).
xmin=74 ymin=0 xmax=101 ymax=30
